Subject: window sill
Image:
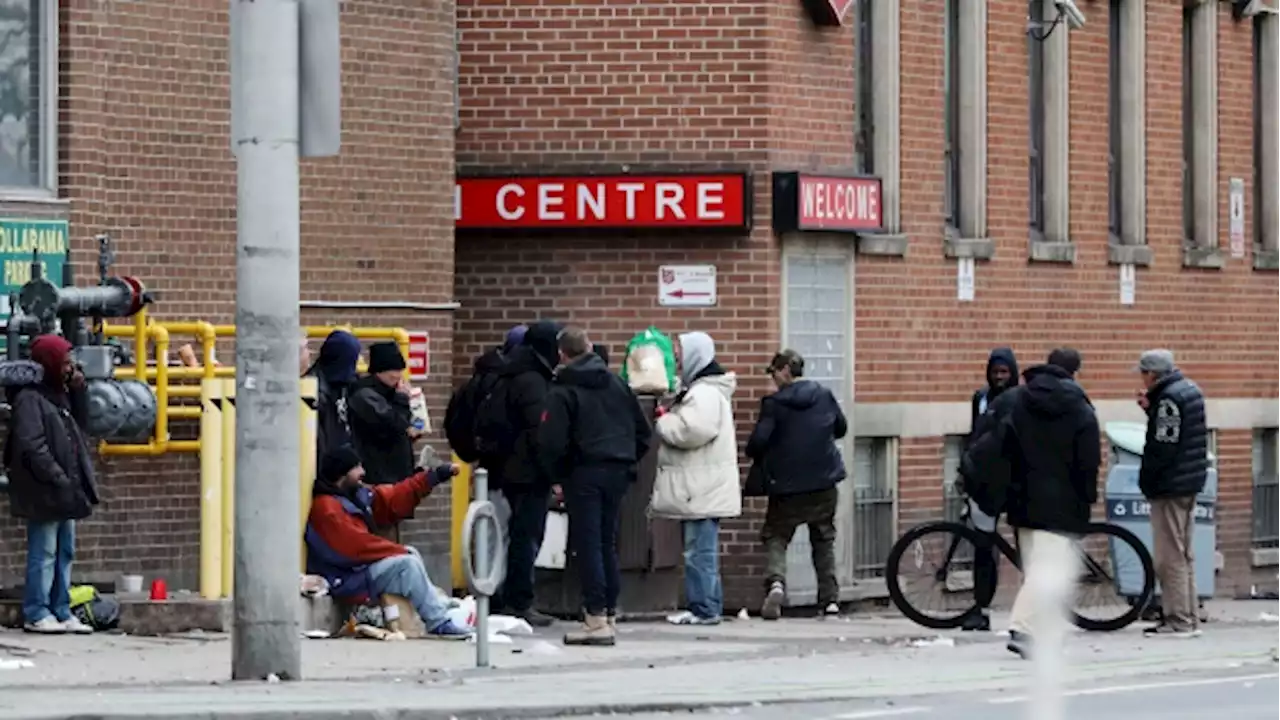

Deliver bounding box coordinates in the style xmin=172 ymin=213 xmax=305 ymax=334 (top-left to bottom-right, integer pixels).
xmin=1182 ymin=246 xmax=1225 ymax=270
xmin=1107 ymin=243 xmax=1153 ymax=267
xmin=856 ymin=233 xmax=908 ymax=257
xmin=943 ymin=236 xmax=994 ymax=260
xmin=1251 ymin=547 xmax=1278 ymax=568
xmin=0 ymin=193 xmax=67 ymax=207
xmin=1253 ymin=247 xmax=1279 ymax=271
xmin=1029 ymin=241 xmax=1076 ymax=264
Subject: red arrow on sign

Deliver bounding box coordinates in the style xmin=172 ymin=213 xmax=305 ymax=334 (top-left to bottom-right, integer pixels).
xmin=668 ymin=290 xmax=711 ymax=298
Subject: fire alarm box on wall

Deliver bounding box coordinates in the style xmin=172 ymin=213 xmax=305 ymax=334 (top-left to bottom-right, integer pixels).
xmin=801 ymin=0 xmax=853 ymax=27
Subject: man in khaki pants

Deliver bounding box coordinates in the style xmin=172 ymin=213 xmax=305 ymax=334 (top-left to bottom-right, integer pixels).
xmin=1135 ymin=349 xmax=1208 ymax=639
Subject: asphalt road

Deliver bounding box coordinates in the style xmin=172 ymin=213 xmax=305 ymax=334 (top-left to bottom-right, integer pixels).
xmin=608 ymin=669 xmax=1278 ymax=720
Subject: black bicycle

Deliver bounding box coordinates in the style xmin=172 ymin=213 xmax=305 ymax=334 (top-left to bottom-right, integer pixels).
xmin=885 ymin=514 xmax=1155 ymax=632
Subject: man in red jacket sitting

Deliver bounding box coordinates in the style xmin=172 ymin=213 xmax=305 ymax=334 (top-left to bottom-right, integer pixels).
xmin=305 ymin=446 xmax=471 ymax=639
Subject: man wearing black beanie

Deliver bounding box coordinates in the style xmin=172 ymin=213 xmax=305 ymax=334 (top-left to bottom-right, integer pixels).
xmin=305 ymin=446 xmax=469 ymax=639
xmin=347 ymin=342 xmax=417 ymax=487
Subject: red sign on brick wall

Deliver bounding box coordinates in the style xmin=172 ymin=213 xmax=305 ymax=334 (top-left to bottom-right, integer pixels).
xmin=455 ymin=174 xmax=750 ymax=230
xmin=771 ymin=172 xmax=882 ymax=233
xmin=407 ymin=332 xmax=429 ymax=379
xmin=801 ymin=0 xmax=854 ymax=26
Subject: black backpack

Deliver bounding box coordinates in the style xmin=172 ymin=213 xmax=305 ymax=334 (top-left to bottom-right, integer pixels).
xmin=445 ymin=370 xmax=513 ymax=463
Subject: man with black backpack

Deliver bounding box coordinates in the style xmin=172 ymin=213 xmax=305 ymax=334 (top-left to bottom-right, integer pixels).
xmin=445 ymin=325 xmax=525 ymax=467
xmin=452 ymin=320 xmax=562 ymax=627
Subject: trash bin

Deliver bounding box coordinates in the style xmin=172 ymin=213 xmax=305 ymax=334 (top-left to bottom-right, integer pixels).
xmin=1103 ymin=421 xmax=1217 ymax=601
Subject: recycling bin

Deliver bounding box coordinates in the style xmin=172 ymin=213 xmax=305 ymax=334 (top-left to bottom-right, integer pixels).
xmin=1103 ymin=421 xmax=1217 ymax=601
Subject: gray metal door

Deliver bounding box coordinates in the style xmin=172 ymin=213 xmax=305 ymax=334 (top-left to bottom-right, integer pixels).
xmin=780 ymin=247 xmax=854 ymax=605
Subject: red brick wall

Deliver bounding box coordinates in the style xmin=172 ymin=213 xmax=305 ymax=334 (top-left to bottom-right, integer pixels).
xmin=0 ymin=0 xmax=458 ymax=590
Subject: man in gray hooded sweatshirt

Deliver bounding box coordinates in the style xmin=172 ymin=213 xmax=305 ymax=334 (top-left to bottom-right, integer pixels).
xmin=650 ymin=332 xmax=743 ymax=625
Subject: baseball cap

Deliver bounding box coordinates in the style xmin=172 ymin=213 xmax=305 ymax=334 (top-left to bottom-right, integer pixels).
xmin=765 ymin=349 xmax=805 ymax=376
xmin=1134 ymin=348 xmax=1176 ymax=374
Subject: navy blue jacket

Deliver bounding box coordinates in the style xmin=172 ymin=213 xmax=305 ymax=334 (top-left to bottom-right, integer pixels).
xmin=746 ymin=380 xmax=848 ymax=497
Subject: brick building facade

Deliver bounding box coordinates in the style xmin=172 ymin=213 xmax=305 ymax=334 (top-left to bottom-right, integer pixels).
xmin=0 ymin=0 xmax=1274 ymax=609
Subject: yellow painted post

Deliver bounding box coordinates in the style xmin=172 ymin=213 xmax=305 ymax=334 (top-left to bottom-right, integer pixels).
xmin=198 ymin=379 xmax=224 ymax=600
xmin=220 ymin=377 xmax=237 ymax=598
xmin=298 ymin=377 xmax=318 ymax=574
xmin=450 ymin=456 xmax=472 ymax=590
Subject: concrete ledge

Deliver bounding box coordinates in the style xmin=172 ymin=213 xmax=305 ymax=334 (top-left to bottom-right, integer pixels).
xmin=1108 ymin=242 xmax=1154 ymax=266
xmin=1254 ymin=247 xmax=1279 ymax=271
xmin=0 ymin=596 xmax=231 ymax=635
xmin=943 ymin=236 xmax=995 ymax=260
xmin=1251 ymin=547 xmax=1279 ymax=568
xmin=1028 ymin=240 xmax=1077 ymax=264
xmin=856 ymin=233 xmax=908 ymax=257
xmin=1183 ymin=245 xmax=1225 ymax=269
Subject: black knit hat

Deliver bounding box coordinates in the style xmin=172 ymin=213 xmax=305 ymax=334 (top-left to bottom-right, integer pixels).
xmin=315 ymin=445 xmax=362 ymax=495
xmin=367 ymin=342 xmax=406 ymax=374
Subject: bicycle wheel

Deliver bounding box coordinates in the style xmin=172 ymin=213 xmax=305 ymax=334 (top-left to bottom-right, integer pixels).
xmin=1069 ymin=522 xmax=1155 ymax=632
xmin=885 ymin=521 xmax=990 ymax=630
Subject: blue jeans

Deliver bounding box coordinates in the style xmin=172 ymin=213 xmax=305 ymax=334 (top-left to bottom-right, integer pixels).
xmin=367 ymin=547 xmax=452 ymax=630
xmin=682 ymin=518 xmax=722 ymax=620
xmin=23 ymin=520 xmax=75 ymax=624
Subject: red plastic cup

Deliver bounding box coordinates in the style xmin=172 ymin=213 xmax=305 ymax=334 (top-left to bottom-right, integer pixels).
xmin=149 ymin=578 xmax=168 ymax=601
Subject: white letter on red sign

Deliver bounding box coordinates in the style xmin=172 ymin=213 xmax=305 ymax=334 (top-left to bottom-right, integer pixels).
xmin=454 ymin=184 xmax=462 ymax=221
xmin=616 ymin=183 xmax=645 ymax=220
xmin=497 ymin=184 xmax=525 ymax=221
xmin=697 ymin=183 xmax=725 ymax=220
xmin=538 ymin=183 xmax=565 ymax=221
xmin=654 ymin=182 xmax=686 ymax=220
xmin=577 ymin=183 xmax=606 ymax=220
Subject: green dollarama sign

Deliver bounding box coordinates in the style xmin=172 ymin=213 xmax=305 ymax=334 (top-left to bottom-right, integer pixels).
xmin=0 ymin=218 xmax=68 ymax=321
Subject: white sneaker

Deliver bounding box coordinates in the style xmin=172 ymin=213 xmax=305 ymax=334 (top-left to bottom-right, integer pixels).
xmin=23 ymin=616 xmax=66 ymax=634
xmin=61 ymin=617 xmax=94 ymax=635
xmin=666 ymin=611 xmax=722 ymax=626
xmin=824 ymin=602 xmax=841 ymax=616
xmin=761 ymin=582 xmax=785 ymax=621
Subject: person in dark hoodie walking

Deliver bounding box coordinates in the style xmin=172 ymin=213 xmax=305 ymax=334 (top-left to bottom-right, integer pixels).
xmin=347 ymin=342 xmax=418 ymax=487
xmin=306 ymin=330 xmax=362 ymax=464
xmin=956 ymin=347 xmax=1020 ymax=631
xmin=474 ymin=320 xmax=562 ymax=627
xmin=539 ymin=327 xmax=652 ymax=646
xmin=1001 ymin=353 xmax=1100 ymax=659
xmin=1 ymin=336 xmax=99 ymax=635
xmin=747 ymin=350 xmax=848 ymax=620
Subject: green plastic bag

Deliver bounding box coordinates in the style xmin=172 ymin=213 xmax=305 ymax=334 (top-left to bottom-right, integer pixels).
xmin=621 ymin=327 xmax=677 ymax=393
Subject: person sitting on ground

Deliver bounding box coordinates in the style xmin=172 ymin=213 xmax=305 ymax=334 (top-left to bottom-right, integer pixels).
xmin=304 ymin=446 xmax=471 ymax=639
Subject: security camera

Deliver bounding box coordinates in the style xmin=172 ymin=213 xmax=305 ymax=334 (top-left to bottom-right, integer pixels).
xmin=1055 ymin=0 xmax=1087 ymax=30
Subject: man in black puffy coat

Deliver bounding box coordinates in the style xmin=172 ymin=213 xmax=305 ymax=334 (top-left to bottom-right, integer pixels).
xmin=1135 ymin=349 xmax=1208 ymax=639
xmin=747 ymin=350 xmax=848 ymax=621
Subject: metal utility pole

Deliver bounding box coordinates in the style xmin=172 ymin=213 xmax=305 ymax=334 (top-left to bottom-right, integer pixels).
xmin=230 ymin=0 xmax=303 ymax=682
xmin=228 ymin=0 xmax=339 ymax=680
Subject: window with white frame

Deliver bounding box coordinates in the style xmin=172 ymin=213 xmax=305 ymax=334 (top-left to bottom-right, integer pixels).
xmin=1254 ymin=13 xmax=1278 ymax=269
xmin=854 ymin=0 xmax=874 ymax=175
xmin=1253 ymin=428 xmax=1278 ymax=551
xmin=943 ymin=0 xmax=960 ymax=234
xmin=1181 ymin=5 xmax=1195 ymax=245
xmin=1028 ymin=0 xmax=1045 ymax=240
xmin=1107 ymin=0 xmax=1122 ymax=243
xmin=852 ymin=437 xmax=896 ymax=579
xmin=942 ymin=435 xmax=966 ymax=523
xmin=0 ymin=0 xmax=55 ymax=192
xmin=1181 ymin=0 xmax=1220 ymax=266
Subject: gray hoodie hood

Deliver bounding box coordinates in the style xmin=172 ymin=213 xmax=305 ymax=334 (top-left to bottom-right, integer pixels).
xmin=678 ymin=332 xmax=716 ymax=386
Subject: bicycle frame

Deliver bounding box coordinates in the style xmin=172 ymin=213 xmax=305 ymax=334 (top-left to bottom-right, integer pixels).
xmin=935 ymin=528 xmax=1118 ymax=588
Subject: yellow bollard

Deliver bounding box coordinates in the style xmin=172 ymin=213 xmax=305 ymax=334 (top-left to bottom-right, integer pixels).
xmin=220 ymin=377 xmax=237 ymax=598
xmin=298 ymin=377 xmax=318 ymax=574
xmin=450 ymin=456 xmax=472 ymax=590
xmin=199 ymin=379 xmax=224 ymax=600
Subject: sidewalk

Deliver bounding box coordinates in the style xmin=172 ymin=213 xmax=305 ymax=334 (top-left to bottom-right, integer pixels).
xmin=0 ymin=600 xmax=1273 ymax=719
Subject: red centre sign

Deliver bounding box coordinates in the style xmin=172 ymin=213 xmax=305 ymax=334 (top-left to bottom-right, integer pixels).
xmin=771 ymin=172 xmax=883 ymax=234
xmin=455 ymin=174 xmax=750 ymax=230
xmin=407 ymin=332 xmax=429 ymax=379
